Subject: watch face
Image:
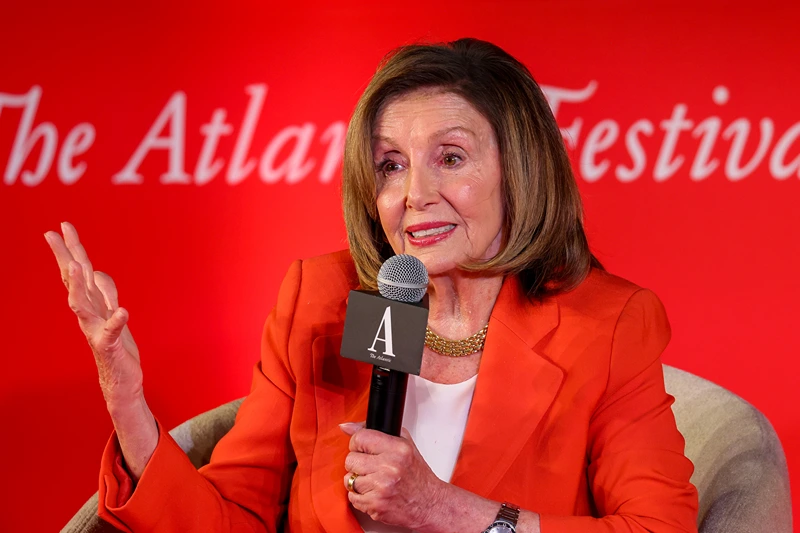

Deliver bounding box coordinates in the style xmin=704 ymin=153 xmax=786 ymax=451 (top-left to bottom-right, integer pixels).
xmin=487 ymin=525 xmax=515 ymax=533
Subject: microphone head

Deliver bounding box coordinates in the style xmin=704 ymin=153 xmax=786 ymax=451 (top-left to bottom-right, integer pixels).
xmin=377 ymin=254 xmax=429 ymax=303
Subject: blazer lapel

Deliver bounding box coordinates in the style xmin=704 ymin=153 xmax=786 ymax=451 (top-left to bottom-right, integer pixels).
xmin=450 ymin=276 xmax=564 ymax=496
xmin=310 ymin=333 xmax=371 ymax=533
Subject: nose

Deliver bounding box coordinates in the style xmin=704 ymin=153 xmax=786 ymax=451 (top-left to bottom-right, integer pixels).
xmin=404 ymin=165 xmax=439 ymax=211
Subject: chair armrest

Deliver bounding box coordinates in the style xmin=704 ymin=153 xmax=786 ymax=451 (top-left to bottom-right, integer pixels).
xmin=61 ymin=398 xmax=245 ymax=533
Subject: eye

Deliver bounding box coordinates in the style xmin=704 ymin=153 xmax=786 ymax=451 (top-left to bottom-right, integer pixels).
xmin=376 ymin=159 xmax=402 ymax=176
xmin=442 ymin=152 xmax=462 ymax=168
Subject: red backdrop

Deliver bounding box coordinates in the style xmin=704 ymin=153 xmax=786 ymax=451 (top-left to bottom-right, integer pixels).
xmin=1 ymin=1 xmax=797 ymax=530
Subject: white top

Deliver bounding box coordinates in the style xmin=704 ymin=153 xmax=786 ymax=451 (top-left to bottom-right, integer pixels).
xmin=355 ymin=373 xmax=478 ymax=533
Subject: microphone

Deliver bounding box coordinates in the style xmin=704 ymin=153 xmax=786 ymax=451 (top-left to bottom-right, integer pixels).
xmin=340 ymin=255 xmax=429 ymax=436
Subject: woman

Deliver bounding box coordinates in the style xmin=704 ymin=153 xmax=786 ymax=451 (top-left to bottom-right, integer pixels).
xmin=46 ymin=39 xmax=698 ymax=532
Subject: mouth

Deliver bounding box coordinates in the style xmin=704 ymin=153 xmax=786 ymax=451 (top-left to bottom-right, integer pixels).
xmin=407 ymin=224 xmax=456 ymax=239
xmin=405 ymin=223 xmax=457 ymax=247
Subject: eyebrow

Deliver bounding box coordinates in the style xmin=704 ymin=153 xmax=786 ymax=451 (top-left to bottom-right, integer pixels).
xmin=372 ymin=125 xmax=477 ymax=146
xmin=431 ymin=125 xmax=477 ymax=140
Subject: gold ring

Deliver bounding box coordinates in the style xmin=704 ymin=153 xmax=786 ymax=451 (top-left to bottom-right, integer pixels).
xmin=347 ymin=472 xmax=359 ymax=494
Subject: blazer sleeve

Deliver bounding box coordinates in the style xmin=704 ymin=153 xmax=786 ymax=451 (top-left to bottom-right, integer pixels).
xmin=97 ymin=260 xmax=303 ymax=533
xmin=539 ymin=289 xmax=699 ymax=533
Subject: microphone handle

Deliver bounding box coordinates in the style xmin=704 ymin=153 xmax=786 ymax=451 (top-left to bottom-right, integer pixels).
xmin=366 ymin=366 xmax=409 ymax=436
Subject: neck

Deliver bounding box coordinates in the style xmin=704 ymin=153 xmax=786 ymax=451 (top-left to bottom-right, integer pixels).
xmin=426 ymin=270 xmax=504 ymax=339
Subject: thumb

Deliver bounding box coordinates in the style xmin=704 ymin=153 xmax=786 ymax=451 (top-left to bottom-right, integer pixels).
xmin=99 ymin=307 xmax=129 ymax=347
xmin=338 ymin=421 xmax=366 ymax=436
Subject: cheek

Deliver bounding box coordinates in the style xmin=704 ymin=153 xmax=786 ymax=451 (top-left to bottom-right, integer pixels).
xmin=450 ymin=178 xmax=504 ymax=246
xmin=452 ymin=179 xmax=502 ymax=222
xmin=376 ymin=188 xmax=403 ymax=235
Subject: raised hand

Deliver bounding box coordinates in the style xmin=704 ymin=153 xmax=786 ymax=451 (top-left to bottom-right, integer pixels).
xmin=45 ymin=222 xmax=144 ymax=404
xmin=45 ymin=222 xmax=157 ymax=480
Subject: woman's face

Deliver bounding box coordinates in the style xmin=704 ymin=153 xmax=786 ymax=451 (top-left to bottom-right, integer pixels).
xmin=373 ymin=90 xmax=504 ymax=277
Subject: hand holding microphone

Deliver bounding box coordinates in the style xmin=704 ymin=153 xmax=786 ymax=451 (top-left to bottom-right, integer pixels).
xmin=340 ymin=255 xmax=451 ymax=528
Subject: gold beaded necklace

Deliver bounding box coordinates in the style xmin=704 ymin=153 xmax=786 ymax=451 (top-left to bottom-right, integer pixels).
xmin=424 ymin=323 xmax=489 ymax=357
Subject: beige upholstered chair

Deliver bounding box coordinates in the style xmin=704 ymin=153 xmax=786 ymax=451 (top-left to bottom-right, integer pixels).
xmin=662 ymin=366 xmax=792 ymax=532
xmin=62 ymin=365 xmax=793 ymax=532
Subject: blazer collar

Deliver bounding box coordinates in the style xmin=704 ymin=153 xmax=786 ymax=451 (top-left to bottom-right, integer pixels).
xmin=309 ymin=275 xmax=563 ymax=532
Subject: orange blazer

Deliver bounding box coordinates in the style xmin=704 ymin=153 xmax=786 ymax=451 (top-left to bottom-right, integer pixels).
xmin=98 ymin=250 xmax=698 ymax=532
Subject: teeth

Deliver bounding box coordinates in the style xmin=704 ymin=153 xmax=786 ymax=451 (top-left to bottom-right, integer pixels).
xmin=410 ymin=224 xmax=455 ymax=238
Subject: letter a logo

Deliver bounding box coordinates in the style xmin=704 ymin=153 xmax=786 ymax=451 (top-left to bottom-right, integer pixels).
xmin=368 ymin=306 xmax=396 ymax=357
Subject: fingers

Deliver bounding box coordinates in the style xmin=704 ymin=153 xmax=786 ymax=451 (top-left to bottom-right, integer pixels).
xmin=345 ymin=451 xmax=379 ymax=476
xmin=69 ymin=261 xmax=129 ymax=353
xmin=348 ymin=427 xmax=409 ymax=455
xmin=47 ymin=223 xmax=129 ymax=355
xmin=44 ymin=222 xmax=93 ymax=293
xmin=94 ymin=271 xmax=120 ymax=311
xmin=48 ymin=222 xmax=112 ymax=317
xmin=343 ymin=471 xmax=371 ymax=495
xmin=44 ymin=231 xmax=75 ymax=289
xmin=62 ymin=221 xmax=94 ymax=273
xmin=343 ymin=470 xmax=388 ymax=497
xmin=62 ymin=223 xmax=108 ymax=312
xmin=67 ymin=261 xmax=100 ymax=324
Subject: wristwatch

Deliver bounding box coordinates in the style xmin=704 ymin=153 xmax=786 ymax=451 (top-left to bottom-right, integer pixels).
xmin=482 ymin=502 xmax=520 ymax=533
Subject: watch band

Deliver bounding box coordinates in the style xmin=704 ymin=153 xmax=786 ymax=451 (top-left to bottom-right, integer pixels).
xmin=482 ymin=502 xmax=520 ymax=532
xmin=497 ymin=502 xmax=520 ymax=523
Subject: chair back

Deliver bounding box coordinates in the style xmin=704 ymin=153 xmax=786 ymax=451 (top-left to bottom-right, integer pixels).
xmin=664 ymin=365 xmax=792 ymax=533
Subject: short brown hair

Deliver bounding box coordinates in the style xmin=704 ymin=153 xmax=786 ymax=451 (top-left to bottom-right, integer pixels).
xmin=342 ymin=38 xmax=600 ymax=299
